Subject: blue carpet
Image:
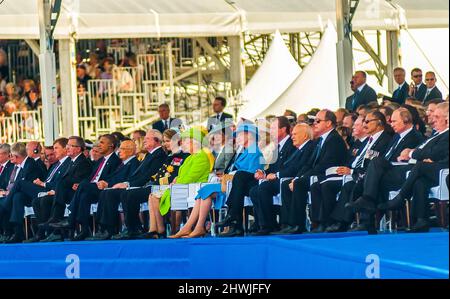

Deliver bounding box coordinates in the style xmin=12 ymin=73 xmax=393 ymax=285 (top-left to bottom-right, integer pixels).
xmin=0 ymin=231 xmax=448 ymax=279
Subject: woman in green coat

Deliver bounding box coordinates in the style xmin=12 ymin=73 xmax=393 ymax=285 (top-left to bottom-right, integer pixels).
xmin=148 ymin=127 xmax=214 ymax=238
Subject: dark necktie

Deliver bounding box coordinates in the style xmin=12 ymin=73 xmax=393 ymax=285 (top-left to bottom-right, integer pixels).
xmin=384 ymin=134 xmax=401 ymax=161
xmin=0 ymin=165 xmax=4 ymax=176
xmin=355 ymin=137 xmax=373 ymax=169
xmin=216 ymin=114 xmax=221 ymax=120
xmin=352 ymin=90 xmax=360 ymax=110
xmin=90 ymin=157 xmax=106 ymax=182
xmin=312 ymin=137 xmax=323 ymax=166
xmin=7 ymin=166 xmax=19 ymax=191
xmin=414 ymin=86 xmax=418 ymax=97
xmin=46 ymin=161 xmax=61 ymax=182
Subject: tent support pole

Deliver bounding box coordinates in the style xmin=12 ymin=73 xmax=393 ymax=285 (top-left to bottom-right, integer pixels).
xmin=229 ymin=35 xmax=246 ymax=92
xmin=386 ymin=30 xmax=401 ymax=93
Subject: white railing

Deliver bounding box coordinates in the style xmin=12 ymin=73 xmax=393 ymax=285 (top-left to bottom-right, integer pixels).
xmin=107 ymin=46 xmax=127 ymax=65
xmin=0 ymin=117 xmax=14 ymax=144
xmin=11 ymin=110 xmax=44 ymax=142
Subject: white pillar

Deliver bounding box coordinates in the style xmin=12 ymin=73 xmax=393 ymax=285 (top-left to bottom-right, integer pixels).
xmin=229 ymin=35 xmax=246 ymax=91
xmin=58 ymin=38 xmax=79 ymax=137
xmin=386 ymin=30 xmax=401 ymax=93
xmin=336 ymin=0 xmax=354 ymax=108
xmin=38 ymin=0 xmax=59 ymax=146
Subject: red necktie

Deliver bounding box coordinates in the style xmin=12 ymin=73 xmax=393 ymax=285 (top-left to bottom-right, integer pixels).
xmin=90 ymin=158 xmax=106 ymax=182
xmin=0 ymin=165 xmax=4 ymax=175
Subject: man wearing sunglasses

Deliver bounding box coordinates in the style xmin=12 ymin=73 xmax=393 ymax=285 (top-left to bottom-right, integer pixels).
xmin=423 ymin=71 xmax=443 ymax=103
xmin=408 ymin=68 xmax=427 ymax=102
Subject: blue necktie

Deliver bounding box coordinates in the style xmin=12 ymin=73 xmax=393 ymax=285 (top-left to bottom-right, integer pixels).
xmin=312 ymin=137 xmax=323 ymax=166
xmin=385 ymin=134 xmax=401 ymax=161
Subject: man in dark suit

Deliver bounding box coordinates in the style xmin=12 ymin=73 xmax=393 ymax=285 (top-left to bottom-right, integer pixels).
xmin=0 ymin=142 xmax=43 ymax=243
xmin=379 ymin=102 xmax=449 ymax=232
xmin=7 ymin=138 xmax=71 ymax=243
xmin=26 ymin=141 xmax=47 ymax=180
xmin=40 ymin=136 xmax=92 ymax=242
xmin=250 ymin=123 xmax=315 ymax=235
xmin=345 ymin=71 xmax=378 ymax=112
xmin=391 ymin=67 xmax=409 ymax=105
xmin=49 ymin=134 xmax=121 ymax=240
xmin=206 ymin=96 xmax=234 ymax=132
xmin=346 ymin=108 xmax=425 ymax=232
xmin=101 ymin=129 xmax=166 ymax=240
xmin=408 ymin=68 xmax=427 ymax=102
xmin=278 ymin=110 xmax=348 ymax=234
xmin=316 ymin=113 xmax=392 ymax=233
xmin=88 ymin=140 xmax=140 ymax=240
xmin=218 ymin=116 xmax=296 ymax=237
xmin=0 ymin=144 xmax=14 ymax=191
xmin=423 ymin=71 xmax=443 ymax=102
xmin=152 ymin=103 xmax=183 ymax=133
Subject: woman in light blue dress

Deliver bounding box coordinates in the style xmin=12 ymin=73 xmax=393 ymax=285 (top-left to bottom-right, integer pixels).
xmin=170 ymin=123 xmax=264 ymax=238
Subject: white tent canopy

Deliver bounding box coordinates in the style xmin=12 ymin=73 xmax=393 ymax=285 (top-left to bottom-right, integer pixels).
xmin=0 ymin=0 xmax=448 ymax=39
xmin=237 ymin=31 xmax=302 ymax=120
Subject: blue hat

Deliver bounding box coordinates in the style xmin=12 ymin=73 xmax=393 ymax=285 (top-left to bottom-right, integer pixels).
xmin=233 ymin=123 xmax=259 ymax=139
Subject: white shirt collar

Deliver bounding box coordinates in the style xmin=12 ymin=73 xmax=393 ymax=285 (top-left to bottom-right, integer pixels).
xmin=368 ymin=130 xmax=384 ymax=147
xmin=103 ymin=152 xmax=114 ymax=162
xmin=399 ymin=126 xmax=413 ymax=139
xmin=298 ymin=140 xmax=311 ymax=151
xmin=359 ymin=136 xmax=369 ymax=142
xmin=19 ymin=156 xmax=29 ymax=169
xmin=58 ymin=156 xmax=69 ymax=164
xmin=398 ymin=81 xmax=407 ymax=89
xmin=357 ymin=83 xmax=366 ymax=92
xmin=1 ymin=161 xmax=9 ymax=168
xmin=34 ymin=157 xmax=41 ymax=161
xmin=427 ymin=86 xmax=436 ymax=92
xmin=150 ymin=146 xmax=162 ymax=155
xmin=123 ymin=156 xmax=135 ymax=165
xmin=71 ymin=153 xmax=83 ymax=162
xmin=416 ymin=82 xmax=424 ymax=88
xmin=278 ymin=135 xmax=290 ymax=151
xmin=319 ymin=128 xmax=334 ymax=144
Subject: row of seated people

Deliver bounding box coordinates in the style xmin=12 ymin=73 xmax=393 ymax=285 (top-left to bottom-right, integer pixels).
xmin=0 ymin=103 xmax=448 ymax=243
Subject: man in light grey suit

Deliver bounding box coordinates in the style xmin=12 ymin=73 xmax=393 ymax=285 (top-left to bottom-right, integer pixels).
xmin=208 ymin=122 xmax=235 ymax=174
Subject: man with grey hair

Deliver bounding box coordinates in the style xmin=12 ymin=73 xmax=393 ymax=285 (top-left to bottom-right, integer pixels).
xmin=250 ymin=123 xmax=316 ymax=235
xmin=0 ymin=144 xmax=14 ymax=191
xmin=0 ymin=142 xmax=42 ymax=243
xmin=100 ymin=129 xmax=167 ymax=240
xmin=26 ymin=141 xmax=47 ymax=179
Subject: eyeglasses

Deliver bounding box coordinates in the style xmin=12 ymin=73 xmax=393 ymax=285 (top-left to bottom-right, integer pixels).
xmin=67 ymin=144 xmax=81 ymax=148
xmin=412 ymin=74 xmax=422 ymax=78
xmin=425 ymin=78 xmax=435 ymax=81
xmin=364 ymin=119 xmax=379 ymax=124
xmin=314 ymin=119 xmax=327 ymax=124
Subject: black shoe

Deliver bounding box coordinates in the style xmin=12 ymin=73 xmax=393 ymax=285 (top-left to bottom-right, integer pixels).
xmin=345 ymin=197 xmax=376 ymax=213
xmin=270 ymin=226 xmax=293 ymax=235
xmin=348 ymin=223 xmax=377 ymax=234
xmin=23 ymin=235 xmax=45 ymax=243
xmin=219 ymin=226 xmax=244 ymax=237
xmin=39 ymin=218 xmax=60 ymax=228
xmin=248 ymin=223 xmax=259 ymax=233
xmin=0 ymin=234 xmax=9 ymax=242
xmin=250 ymin=229 xmax=272 ymax=236
xmin=378 ymin=195 xmax=405 ymax=211
xmin=49 ymin=219 xmax=71 ymax=229
xmin=216 ymin=215 xmax=234 ymax=228
xmin=284 ymin=225 xmax=303 ymax=234
xmin=135 ymin=231 xmax=158 ymax=240
xmin=310 ymin=224 xmax=326 ymax=233
xmin=3 ymin=234 xmax=24 ymax=244
xmin=406 ymin=219 xmax=429 ymax=233
xmin=40 ymin=233 xmax=64 ymax=242
xmin=86 ymin=231 xmax=112 ymax=241
xmin=325 ymin=222 xmax=348 ymax=233
xmin=70 ymin=229 xmax=91 ymax=241
xmin=111 ymin=231 xmax=139 ymax=240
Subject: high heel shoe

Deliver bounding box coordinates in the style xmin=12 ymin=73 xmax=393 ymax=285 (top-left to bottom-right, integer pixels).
xmin=168 ymin=230 xmax=192 ymax=239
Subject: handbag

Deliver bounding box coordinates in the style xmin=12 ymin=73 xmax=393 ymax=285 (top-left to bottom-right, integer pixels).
xmin=220 ymin=174 xmax=234 ymax=193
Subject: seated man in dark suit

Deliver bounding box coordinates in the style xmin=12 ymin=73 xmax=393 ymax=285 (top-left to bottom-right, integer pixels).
xmin=49 ymin=134 xmax=121 ymax=241
xmin=379 ymin=102 xmax=449 ymax=232
xmin=0 ymin=144 xmax=14 ymax=192
xmin=100 ymin=129 xmax=167 ymax=240
xmin=152 ymin=103 xmax=183 ymax=133
xmin=345 ymin=71 xmax=378 ymax=112
xmin=250 ymin=123 xmax=315 ymax=235
xmin=346 ymin=108 xmax=426 ymax=232
xmin=40 ymin=136 xmax=93 ymax=242
xmin=423 ymin=71 xmax=443 ymax=103
xmin=391 ymin=67 xmax=409 ymax=105
xmin=26 ymin=141 xmax=47 ymax=180
xmin=316 ymin=113 xmax=392 ymax=233
xmin=0 ymin=142 xmax=43 ymax=243
xmin=206 ymin=96 xmax=234 ymax=132
xmin=408 ymin=68 xmax=427 ymax=102
xmin=279 ymin=110 xmax=348 ymax=234
xmin=8 ymin=138 xmax=71 ymax=243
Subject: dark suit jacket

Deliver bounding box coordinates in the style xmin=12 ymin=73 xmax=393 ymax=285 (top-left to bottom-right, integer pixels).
xmin=106 ymin=157 xmax=141 ymax=187
xmin=278 ymin=140 xmax=315 ymax=178
xmin=152 ymin=118 xmax=183 ymax=133
xmin=127 ymin=147 xmax=167 ymax=187
xmin=384 ymin=129 xmax=425 ymax=162
xmin=207 ymin=112 xmax=234 ymax=132
xmin=7 ymin=157 xmax=43 ymax=196
xmin=34 ymin=158 xmax=48 ymax=181
xmin=60 ymin=154 xmax=93 ymax=190
xmin=266 ymin=137 xmax=297 ymax=174
xmin=345 ymin=84 xmax=378 ymax=111
xmin=347 ymin=137 xmax=369 ymax=165
xmin=44 ymin=157 xmax=73 ymax=191
xmin=411 ymin=130 xmax=449 ymax=163
xmin=86 ymin=152 xmax=121 ymax=183
xmin=410 ymin=83 xmax=427 ymax=102
xmin=0 ymin=161 xmax=15 ymax=190
xmin=423 ymin=86 xmax=443 ymax=102
xmin=298 ymin=129 xmax=348 ymax=178
xmin=392 ymin=83 xmax=409 ymax=105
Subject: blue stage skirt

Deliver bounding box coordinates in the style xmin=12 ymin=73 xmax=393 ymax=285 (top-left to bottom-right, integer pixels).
xmin=195 ymin=183 xmax=226 ymax=208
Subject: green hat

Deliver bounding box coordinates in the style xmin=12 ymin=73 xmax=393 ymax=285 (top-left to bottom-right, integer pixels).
xmin=180 ymin=127 xmax=207 ymax=145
